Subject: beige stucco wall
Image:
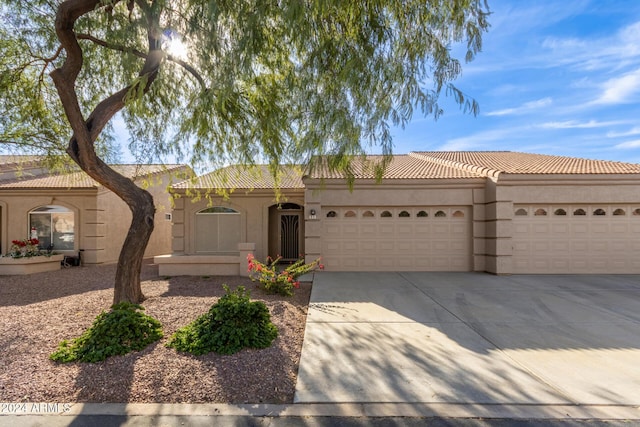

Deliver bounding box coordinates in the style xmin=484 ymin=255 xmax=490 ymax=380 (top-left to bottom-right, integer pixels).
xmin=0 ymin=167 xmax=190 ymax=264
xmin=94 ymin=171 xmax=181 ymax=264
xmin=0 ymin=189 xmax=96 ymax=257
xmin=170 ymin=189 xmax=304 ymax=263
xmin=166 ymin=173 xmax=640 ymax=275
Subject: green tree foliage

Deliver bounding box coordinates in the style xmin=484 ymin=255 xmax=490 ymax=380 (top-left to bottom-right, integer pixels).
xmin=167 ymin=286 xmax=278 ymax=355
xmin=0 ymin=0 xmax=490 ymax=303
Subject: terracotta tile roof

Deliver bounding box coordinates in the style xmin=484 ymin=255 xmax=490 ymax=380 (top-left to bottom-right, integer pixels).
xmin=0 ymin=164 xmax=188 ymax=189
xmin=174 ymin=164 xmax=305 ymax=189
xmin=0 ymin=155 xmax=43 ymax=167
xmin=410 ymin=151 xmax=640 ymax=176
xmin=306 ymin=155 xmax=480 ymax=179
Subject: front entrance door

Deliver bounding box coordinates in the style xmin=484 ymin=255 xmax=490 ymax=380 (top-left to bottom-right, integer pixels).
xmin=279 ymin=212 xmax=301 ymax=262
xmin=268 ymin=203 xmax=304 ymax=263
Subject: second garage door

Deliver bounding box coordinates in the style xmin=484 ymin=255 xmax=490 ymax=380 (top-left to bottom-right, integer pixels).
xmin=512 ymin=205 xmax=640 ymax=273
xmin=321 ymin=206 xmax=472 ymax=271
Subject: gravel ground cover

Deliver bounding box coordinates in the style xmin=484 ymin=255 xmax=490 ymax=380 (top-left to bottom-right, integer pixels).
xmin=0 ymin=261 xmax=310 ymax=403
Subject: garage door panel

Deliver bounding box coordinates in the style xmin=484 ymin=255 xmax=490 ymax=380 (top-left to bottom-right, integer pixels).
xmin=611 ymin=224 xmax=628 ymax=234
xmin=378 ymin=224 xmax=395 ymax=235
xmin=397 ymin=241 xmax=412 ymax=251
xmin=415 ymin=240 xmax=431 ymax=251
xmin=325 ymin=225 xmax=342 ymax=236
xmin=552 ymin=223 xmax=570 ymax=233
xmin=378 ymin=241 xmax=395 ymax=252
xmin=513 ymin=205 xmax=640 ymax=273
xmin=533 ymin=224 xmax=551 ymax=234
xmin=360 ymin=224 xmax=376 ymax=234
xmin=343 ymin=241 xmax=358 ymax=251
xmin=360 ymin=257 xmax=378 ymax=269
xmin=322 ymin=206 xmax=471 ymax=271
xmin=396 ymin=224 xmax=414 ymax=235
xmin=591 ymin=224 xmax=608 ymax=233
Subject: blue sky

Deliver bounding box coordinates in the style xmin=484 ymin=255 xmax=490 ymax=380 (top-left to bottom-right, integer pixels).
xmin=391 ymin=0 xmax=640 ymax=163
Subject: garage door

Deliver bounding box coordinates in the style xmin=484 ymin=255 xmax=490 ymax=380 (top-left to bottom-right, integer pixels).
xmin=512 ymin=205 xmax=640 ymax=274
xmin=321 ymin=207 xmax=471 ymax=271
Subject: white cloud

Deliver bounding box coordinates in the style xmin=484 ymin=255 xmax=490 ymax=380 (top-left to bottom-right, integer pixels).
xmin=438 ymin=128 xmax=521 ymax=151
xmin=486 ymin=97 xmax=553 ymax=116
xmin=614 ymin=139 xmax=640 ymax=149
xmin=606 ymin=127 xmax=640 ymax=138
xmin=592 ymin=68 xmax=640 ymax=105
xmin=539 ymin=120 xmax=627 ymax=129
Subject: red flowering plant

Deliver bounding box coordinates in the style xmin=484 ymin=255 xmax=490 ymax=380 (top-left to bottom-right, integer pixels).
xmin=8 ymin=238 xmax=41 ymax=258
xmin=247 ymin=253 xmax=324 ymax=296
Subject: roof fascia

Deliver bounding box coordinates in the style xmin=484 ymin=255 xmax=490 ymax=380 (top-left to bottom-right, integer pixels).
xmin=496 ymin=173 xmax=640 ymax=185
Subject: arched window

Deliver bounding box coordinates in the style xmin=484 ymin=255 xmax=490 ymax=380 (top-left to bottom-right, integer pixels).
xmin=380 ymin=210 xmax=392 ymax=218
xmin=362 ymin=210 xmax=374 ymax=218
xmin=452 ymin=210 xmax=465 ymax=218
xmin=554 ymin=209 xmax=567 ymax=216
xmin=573 ymin=208 xmax=586 ymax=216
xmin=399 ymin=210 xmax=410 ymax=217
xmin=417 ymin=210 xmax=428 ymax=218
xmin=344 ymin=210 xmax=356 ymax=218
xmin=435 ymin=210 xmax=446 ymax=217
xmin=634 ymin=208 xmax=640 ymax=216
xmin=534 ymin=208 xmax=547 ymax=216
xmin=593 ymin=208 xmax=606 ymax=216
xmin=613 ymin=208 xmax=626 ymax=216
xmin=515 ymin=208 xmax=528 ymax=216
xmin=195 ymin=206 xmax=241 ymax=253
xmin=29 ymin=205 xmax=75 ymax=251
xmin=326 ymin=211 xmax=337 ymax=218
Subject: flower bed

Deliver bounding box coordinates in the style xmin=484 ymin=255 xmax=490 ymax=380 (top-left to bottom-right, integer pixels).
xmin=0 ymin=238 xmax=63 ymax=275
xmin=0 ymin=254 xmax=64 ymax=275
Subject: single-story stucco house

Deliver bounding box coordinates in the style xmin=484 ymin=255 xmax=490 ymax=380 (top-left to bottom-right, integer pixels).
xmin=0 ymin=156 xmax=191 ymax=264
xmin=155 ymin=151 xmax=640 ymax=276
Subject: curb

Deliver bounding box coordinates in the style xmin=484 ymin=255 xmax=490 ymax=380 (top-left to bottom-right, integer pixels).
xmin=2 ymin=402 xmax=639 ymax=420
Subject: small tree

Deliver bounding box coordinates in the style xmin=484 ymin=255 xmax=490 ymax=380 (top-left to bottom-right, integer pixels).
xmin=0 ymin=0 xmax=489 ymax=304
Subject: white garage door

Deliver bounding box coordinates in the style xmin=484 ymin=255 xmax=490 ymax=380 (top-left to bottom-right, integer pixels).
xmin=321 ymin=207 xmax=471 ymax=271
xmin=512 ymin=205 xmax=640 ymax=274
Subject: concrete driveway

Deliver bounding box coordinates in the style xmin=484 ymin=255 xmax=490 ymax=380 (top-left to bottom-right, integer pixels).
xmin=295 ymin=272 xmax=640 ymax=407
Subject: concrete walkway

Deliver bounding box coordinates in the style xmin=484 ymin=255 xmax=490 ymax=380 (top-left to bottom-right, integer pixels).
xmin=295 ymin=272 xmax=640 ymax=416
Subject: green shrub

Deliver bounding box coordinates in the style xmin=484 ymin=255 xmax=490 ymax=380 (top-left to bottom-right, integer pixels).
xmin=50 ymin=302 xmax=163 ymax=363
xmin=167 ymin=285 xmax=278 ymax=355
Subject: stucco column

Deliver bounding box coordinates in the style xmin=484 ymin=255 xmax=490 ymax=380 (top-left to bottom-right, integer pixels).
xmin=238 ymin=242 xmax=256 ymax=277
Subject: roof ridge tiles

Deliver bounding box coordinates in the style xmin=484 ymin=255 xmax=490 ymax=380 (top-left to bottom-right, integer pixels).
xmin=408 ymin=152 xmax=502 ymax=178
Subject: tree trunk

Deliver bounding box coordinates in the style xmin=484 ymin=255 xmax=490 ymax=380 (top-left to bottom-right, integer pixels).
xmin=50 ymin=0 xmax=166 ymax=304
xmin=113 ymin=188 xmax=155 ymax=304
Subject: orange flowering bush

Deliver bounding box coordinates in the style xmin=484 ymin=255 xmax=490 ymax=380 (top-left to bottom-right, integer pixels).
xmin=247 ymin=253 xmax=324 ymax=296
